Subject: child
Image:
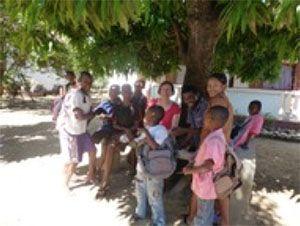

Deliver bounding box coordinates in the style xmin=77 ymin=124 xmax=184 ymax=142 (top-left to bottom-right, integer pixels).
xmin=233 ymin=100 xmax=264 ymax=149
xmin=133 ymin=105 xmax=168 ymax=226
xmin=183 ymin=106 xmax=229 ymax=226
xmin=51 ymin=85 xmax=65 ymax=124
xmin=95 ymin=84 xmax=138 ymax=197
xmin=57 ymin=72 xmax=96 ymax=188
xmin=91 ymin=84 xmax=122 ymax=144
xmin=230 ymin=100 xmax=264 ymax=223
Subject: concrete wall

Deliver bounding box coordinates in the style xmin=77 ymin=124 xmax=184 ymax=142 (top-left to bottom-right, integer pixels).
xmin=149 ymin=84 xmax=300 ymax=122
xmin=227 ymin=88 xmax=300 ymax=122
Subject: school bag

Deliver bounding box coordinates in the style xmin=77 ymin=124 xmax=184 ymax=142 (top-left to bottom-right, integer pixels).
xmin=213 ymin=143 xmax=243 ymax=199
xmin=138 ymin=136 xmax=177 ymax=179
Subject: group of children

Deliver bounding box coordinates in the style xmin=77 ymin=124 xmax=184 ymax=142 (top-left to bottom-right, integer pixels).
xmin=54 ymin=71 xmax=264 ymax=226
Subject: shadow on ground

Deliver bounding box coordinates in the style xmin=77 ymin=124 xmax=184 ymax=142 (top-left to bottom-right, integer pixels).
xmin=0 ymin=122 xmax=59 ymax=162
xmin=254 ymin=138 xmax=300 ymax=194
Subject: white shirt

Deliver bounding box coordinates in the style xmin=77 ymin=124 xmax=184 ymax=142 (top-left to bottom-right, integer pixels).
xmin=146 ymin=124 xmax=168 ymax=145
xmin=57 ymin=89 xmax=92 ymax=135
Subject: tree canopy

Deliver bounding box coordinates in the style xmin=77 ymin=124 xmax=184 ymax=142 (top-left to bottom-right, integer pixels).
xmin=2 ymin=0 xmax=299 ymax=87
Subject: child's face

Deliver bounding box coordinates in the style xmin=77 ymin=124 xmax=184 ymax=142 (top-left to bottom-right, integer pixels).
xmin=79 ymin=76 xmax=92 ymax=92
xmin=121 ymin=86 xmax=133 ymax=100
xmin=109 ymin=86 xmax=120 ymax=100
xmin=203 ymin=111 xmax=213 ymax=130
xmin=207 ymin=78 xmax=226 ymax=98
xmin=203 ymin=111 xmax=220 ymax=131
xmin=248 ymin=105 xmax=259 ymax=115
xmin=144 ymin=110 xmax=156 ymax=126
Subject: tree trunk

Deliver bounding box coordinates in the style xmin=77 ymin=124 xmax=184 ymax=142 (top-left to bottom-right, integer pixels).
xmin=184 ymin=0 xmax=221 ymax=94
xmin=0 ymin=59 xmax=5 ymax=96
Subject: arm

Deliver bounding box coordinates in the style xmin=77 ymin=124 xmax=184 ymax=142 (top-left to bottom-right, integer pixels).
xmin=140 ymin=128 xmax=160 ymax=150
xmin=73 ymin=108 xmax=95 ymax=120
xmin=183 ymin=159 xmax=214 ymax=175
xmin=171 ymin=114 xmax=180 ymax=129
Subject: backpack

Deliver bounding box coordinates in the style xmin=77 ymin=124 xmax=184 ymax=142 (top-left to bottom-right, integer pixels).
xmin=138 ymin=136 xmax=177 ymax=179
xmin=213 ymin=144 xmax=243 ymax=199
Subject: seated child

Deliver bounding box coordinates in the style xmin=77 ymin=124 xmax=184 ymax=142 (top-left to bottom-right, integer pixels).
xmin=183 ymin=106 xmax=229 ymax=226
xmin=92 ymin=84 xmax=122 ymax=144
xmin=95 ymin=84 xmax=138 ymax=197
xmin=133 ymin=106 xmax=168 ymax=226
xmin=232 ymin=100 xmax=264 ymax=149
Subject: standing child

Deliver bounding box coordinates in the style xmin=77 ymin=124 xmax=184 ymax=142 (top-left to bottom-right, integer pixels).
xmin=57 ymin=72 xmax=96 ymax=188
xmin=183 ymin=106 xmax=229 ymax=226
xmin=133 ymin=106 xmax=168 ymax=226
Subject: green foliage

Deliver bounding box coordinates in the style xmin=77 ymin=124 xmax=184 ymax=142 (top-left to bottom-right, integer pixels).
xmin=2 ymin=0 xmax=299 ymax=84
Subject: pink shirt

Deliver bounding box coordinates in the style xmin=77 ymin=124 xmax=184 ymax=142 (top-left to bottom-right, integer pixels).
xmin=148 ymin=98 xmax=181 ymax=130
xmin=191 ymin=128 xmax=226 ymax=200
xmin=234 ymin=114 xmax=264 ymax=148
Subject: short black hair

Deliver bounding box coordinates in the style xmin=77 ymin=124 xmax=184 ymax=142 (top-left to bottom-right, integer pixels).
xmin=209 ymin=105 xmax=229 ymax=128
xmin=210 ymin=73 xmax=227 ymax=85
xmin=249 ymin=100 xmax=262 ymax=111
xmin=147 ymin=105 xmax=165 ymax=124
xmin=78 ymin=71 xmax=92 ymax=82
xmin=182 ymin=85 xmax=198 ymax=95
xmin=158 ymin=81 xmax=175 ymax=95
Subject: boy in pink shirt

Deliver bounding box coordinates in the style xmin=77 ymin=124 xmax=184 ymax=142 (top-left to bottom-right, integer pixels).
xmin=183 ymin=106 xmax=229 ymax=226
xmin=233 ymin=100 xmax=264 ymax=149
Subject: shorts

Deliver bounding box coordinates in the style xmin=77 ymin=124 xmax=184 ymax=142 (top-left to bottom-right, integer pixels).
xmin=59 ymin=129 xmax=96 ymax=163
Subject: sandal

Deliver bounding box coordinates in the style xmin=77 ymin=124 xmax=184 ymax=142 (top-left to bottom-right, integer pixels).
xmin=95 ymin=184 xmax=109 ymax=199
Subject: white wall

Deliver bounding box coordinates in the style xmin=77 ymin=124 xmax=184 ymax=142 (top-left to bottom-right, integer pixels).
xmin=227 ymin=88 xmax=300 ymax=121
xmin=149 ymin=83 xmax=300 ymax=122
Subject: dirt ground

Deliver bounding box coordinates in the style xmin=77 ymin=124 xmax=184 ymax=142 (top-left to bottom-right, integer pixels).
xmin=0 ymin=97 xmax=299 ymax=226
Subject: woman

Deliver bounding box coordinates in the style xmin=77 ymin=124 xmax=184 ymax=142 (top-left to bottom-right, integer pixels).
xmin=148 ymin=81 xmax=181 ymax=130
xmin=185 ymin=73 xmax=233 ymax=226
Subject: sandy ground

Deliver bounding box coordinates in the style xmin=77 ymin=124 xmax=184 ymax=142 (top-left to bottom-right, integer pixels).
xmin=0 ymin=98 xmax=299 ymax=226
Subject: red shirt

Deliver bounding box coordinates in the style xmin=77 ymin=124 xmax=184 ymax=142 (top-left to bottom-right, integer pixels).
xmin=148 ymin=98 xmax=181 ymax=130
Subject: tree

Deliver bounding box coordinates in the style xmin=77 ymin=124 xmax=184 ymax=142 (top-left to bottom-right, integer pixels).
xmin=3 ymin=0 xmax=299 ymax=93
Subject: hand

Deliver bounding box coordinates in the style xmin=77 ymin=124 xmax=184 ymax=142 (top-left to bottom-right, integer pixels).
xmin=74 ymin=108 xmax=84 ymax=119
xmin=182 ymin=166 xmax=194 ymax=175
xmin=124 ymin=129 xmax=134 ymax=141
xmin=170 ymin=128 xmax=180 ymax=137
xmin=137 ymin=127 xmax=147 ymax=135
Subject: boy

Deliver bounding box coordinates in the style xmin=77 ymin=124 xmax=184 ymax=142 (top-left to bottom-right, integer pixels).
xmin=230 ymin=100 xmax=264 ymax=223
xmin=95 ymin=84 xmax=137 ymax=197
xmin=57 ymin=71 xmax=96 ymax=188
xmin=233 ymin=100 xmax=264 ymax=149
xmin=134 ymin=106 xmax=168 ymax=226
xmin=183 ymin=106 xmax=229 ymax=226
